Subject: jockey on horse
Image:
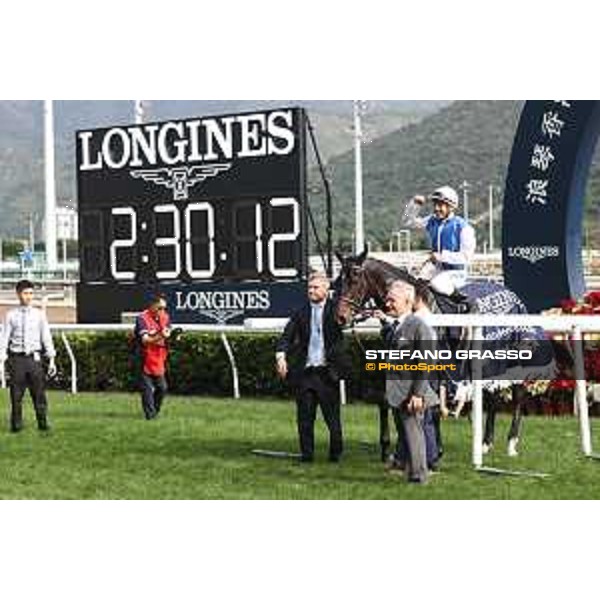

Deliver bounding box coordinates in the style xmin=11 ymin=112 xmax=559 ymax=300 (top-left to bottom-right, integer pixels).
xmin=404 ymin=185 xmax=476 ymax=301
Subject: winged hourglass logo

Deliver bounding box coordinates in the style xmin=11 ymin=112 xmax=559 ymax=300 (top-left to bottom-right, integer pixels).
xmin=201 ymin=308 xmax=245 ymax=325
xmin=130 ymin=163 xmax=232 ymax=201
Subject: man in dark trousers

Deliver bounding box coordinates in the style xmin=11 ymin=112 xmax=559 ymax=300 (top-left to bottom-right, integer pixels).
xmin=276 ymin=272 xmax=348 ymax=463
xmin=0 ymin=279 xmax=57 ymax=432
xmin=135 ymin=293 xmax=172 ymax=420
xmin=413 ymin=284 xmax=443 ymax=470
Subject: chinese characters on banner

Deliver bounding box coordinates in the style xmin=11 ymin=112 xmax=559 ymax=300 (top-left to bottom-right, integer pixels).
xmin=526 ymin=101 xmax=571 ymax=205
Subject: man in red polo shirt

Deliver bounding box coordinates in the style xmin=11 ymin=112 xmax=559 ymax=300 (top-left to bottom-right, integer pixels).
xmin=135 ymin=294 xmax=172 ymax=420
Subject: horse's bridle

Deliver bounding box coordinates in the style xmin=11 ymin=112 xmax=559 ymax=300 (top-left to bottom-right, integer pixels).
xmin=338 ymin=264 xmax=381 ymax=324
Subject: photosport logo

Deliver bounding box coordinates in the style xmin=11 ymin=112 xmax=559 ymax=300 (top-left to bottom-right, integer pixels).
xmin=362 ymin=347 xmax=539 ymax=381
xmin=507 ymin=245 xmax=560 ymax=265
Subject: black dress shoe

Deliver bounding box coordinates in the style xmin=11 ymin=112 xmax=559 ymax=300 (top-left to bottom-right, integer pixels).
xmin=328 ymin=454 xmax=342 ymax=463
xmin=298 ymin=455 xmax=314 ymax=464
xmin=10 ymin=425 xmax=23 ymax=434
xmin=408 ymin=477 xmax=428 ymax=485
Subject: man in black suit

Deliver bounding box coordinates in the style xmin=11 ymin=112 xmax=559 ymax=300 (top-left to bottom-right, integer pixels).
xmin=276 ymin=272 xmax=347 ymax=463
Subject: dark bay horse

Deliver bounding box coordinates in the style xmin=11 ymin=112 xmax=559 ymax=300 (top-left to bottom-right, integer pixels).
xmin=334 ymin=250 xmax=557 ymax=460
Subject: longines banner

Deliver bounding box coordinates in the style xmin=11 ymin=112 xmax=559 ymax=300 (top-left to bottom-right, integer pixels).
xmin=503 ymin=100 xmax=600 ymax=312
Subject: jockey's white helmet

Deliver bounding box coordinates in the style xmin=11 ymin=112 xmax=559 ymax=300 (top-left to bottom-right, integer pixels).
xmin=429 ymin=186 xmax=460 ymax=209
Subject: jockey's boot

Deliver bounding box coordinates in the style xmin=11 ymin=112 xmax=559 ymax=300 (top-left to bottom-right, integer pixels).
xmin=450 ymin=289 xmax=470 ymax=304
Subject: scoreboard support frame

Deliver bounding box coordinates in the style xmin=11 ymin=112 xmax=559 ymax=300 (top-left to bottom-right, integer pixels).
xmin=305 ymin=114 xmax=334 ymax=278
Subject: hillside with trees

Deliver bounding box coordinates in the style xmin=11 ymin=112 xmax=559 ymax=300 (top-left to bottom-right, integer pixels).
xmin=308 ymin=101 xmax=600 ymax=251
xmin=0 ymin=100 xmax=445 ymax=242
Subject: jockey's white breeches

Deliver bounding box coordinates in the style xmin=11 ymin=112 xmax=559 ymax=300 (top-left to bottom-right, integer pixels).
xmin=419 ymin=262 xmax=468 ymax=295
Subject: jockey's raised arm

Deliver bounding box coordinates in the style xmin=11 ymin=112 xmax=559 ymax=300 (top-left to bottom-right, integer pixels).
xmin=403 ymin=195 xmax=431 ymax=230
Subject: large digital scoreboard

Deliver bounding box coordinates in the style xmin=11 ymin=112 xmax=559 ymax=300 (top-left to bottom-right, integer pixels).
xmin=76 ymin=107 xmax=309 ymax=324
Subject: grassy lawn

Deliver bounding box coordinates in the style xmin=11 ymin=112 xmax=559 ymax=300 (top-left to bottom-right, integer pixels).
xmin=1 ymin=390 xmax=600 ymax=499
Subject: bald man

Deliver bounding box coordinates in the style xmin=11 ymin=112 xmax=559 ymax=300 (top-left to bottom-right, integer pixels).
xmin=374 ymin=281 xmax=440 ymax=484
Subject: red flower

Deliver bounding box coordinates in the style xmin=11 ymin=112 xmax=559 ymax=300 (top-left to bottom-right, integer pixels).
xmin=585 ymin=347 xmax=600 ymax=381
xmin=549 ymin=379 xmax=576 ymax=390
xmin=560 ymin=299 xmax=578 ymax=313
xmin=585 ymin=291 xmax=600 ymax=307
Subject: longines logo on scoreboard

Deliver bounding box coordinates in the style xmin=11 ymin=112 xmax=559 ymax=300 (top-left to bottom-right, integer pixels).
xmin=77 ymin=111 xmax=297 ymax=171
xmin=76 ymin=107 xmax=309 ymax=324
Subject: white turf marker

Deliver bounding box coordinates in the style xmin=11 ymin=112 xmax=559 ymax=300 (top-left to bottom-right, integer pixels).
xmin=252 ymin=450 xmax=301 ymax=460
xmin=476 ymin=467 xmax=550 ymax=479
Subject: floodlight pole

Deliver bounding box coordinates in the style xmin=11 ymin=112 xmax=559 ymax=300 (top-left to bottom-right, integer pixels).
xmin=461 ymin=180 xmax=470 ymax=223
xmin=135 ymin=100 xmax=145 ymax=125
xmin=29 ymin=213 xmax=35 ymax=251
xmin=488 ymin=184 xmax=495 ymax=252
xmin=44 ymin=100 xmax=58 ymax=271
xmin=354 ymin=100 xmax=365 ymax=254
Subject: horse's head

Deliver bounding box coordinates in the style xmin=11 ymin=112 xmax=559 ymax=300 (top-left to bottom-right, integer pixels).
xmin=334 ymin=248 xmax=374 ymax=327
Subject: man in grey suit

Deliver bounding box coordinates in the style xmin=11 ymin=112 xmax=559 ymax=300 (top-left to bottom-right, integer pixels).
xmin=374 ymin=281 xmax=439 ymax=484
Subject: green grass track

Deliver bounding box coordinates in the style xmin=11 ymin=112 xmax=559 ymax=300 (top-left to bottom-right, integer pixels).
xmin=0 ymin=391 xmax=599 ymax=499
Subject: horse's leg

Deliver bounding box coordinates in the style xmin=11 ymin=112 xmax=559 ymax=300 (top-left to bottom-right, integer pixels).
xmin=432 ymin=405 xmax=444 ymax=459
xmin=483 ymin=389 xmax=496 ymax=454
xmin=435 ymin=384 xmax=447 ymax=459
xmin=379 ymin=400 xmax=391 ymax=462
xmin=508 ymin=385 xmax=526 ymax=457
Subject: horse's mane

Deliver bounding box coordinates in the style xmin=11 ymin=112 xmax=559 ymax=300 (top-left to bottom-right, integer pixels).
xmin=361 ymin=257 xmax=441 ymax=313
xmin=363 ymin=257 xmax=420 ymax=288
xmin=334 ymin=253 xmax=433 ymax=311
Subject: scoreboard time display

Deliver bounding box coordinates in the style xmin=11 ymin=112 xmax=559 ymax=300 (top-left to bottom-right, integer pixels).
xmin=76 ymin=107 xmax=309 ymax=324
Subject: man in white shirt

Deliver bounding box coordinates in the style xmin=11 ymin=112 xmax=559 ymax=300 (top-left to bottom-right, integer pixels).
xmin=0 ymin=280 xmax=57 ymax=432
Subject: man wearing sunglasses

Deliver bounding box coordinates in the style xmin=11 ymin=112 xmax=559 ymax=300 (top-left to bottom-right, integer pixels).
xmin=135 ymin=293 xmax=172 ymax=420
xmin=405 ymin=186 xmax=476 ymax=297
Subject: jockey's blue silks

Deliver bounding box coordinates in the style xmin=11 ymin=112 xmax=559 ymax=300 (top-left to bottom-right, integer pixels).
xmin=425 ymin=215 xmax=469 ymax=271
